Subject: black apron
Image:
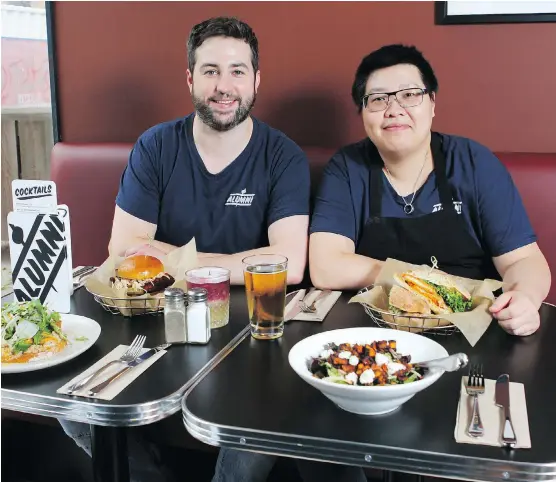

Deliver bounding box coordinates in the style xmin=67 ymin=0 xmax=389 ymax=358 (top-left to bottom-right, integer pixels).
xmin=356 ymin=132 xmax=500 ymax=281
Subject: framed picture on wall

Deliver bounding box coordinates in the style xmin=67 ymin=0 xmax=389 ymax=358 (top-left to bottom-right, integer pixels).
xmin=435 ymin=1 xmax=556 ymax=25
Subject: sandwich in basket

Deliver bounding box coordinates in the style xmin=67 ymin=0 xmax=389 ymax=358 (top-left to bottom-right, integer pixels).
xmin=393 ymin=269 xmax=472 ymax=314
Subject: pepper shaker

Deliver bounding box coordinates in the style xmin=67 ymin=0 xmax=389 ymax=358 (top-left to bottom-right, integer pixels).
xmin=186 ymin=288 xmax=211 ymax=344
xmin=164 ymin=287 xmax=188 ymax=344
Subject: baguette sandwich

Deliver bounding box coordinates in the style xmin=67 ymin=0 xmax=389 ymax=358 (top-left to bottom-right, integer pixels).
xmin=388 ymin=285 xmax=432 ymax=315
xmin=393 ymin=270 xmax=472 ymax=314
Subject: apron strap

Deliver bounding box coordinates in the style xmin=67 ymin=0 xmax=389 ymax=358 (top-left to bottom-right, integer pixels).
xmin=370 ymin=162 xmax=383 ymax=218
xmin=431 ymin=132 xmax=454 ymax=208
xmin=364 ymin=138 xmax=384 ymax=218
xmin=368 ymin=132 xmax=453 ymax=217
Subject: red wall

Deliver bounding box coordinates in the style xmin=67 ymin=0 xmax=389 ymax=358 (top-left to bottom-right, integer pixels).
xmin=53 ymin=1 xmax=556 ymax=152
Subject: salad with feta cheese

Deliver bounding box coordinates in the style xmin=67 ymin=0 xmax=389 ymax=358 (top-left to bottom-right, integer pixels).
xmin=1 ymin=300 xmax=68 ymax=363
xmin=309 ymin=340 xmax=425 ymax=386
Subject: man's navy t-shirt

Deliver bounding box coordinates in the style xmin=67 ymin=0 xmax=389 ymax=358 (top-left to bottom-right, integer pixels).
xmin=116 ymin=114 xmax=310 ymax=254
xmin=310 ymin=133 xmax=536 ymax=258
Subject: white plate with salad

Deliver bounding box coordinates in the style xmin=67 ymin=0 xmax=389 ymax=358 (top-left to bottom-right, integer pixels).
xmin=2 ymin=300 xmax=101 ymax=374
xmin=288 ymin=327 xmax=448 ymax=415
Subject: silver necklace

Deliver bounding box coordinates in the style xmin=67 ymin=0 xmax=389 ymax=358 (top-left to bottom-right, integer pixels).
xmin=384 ymin=151 xmax=429 ymax=215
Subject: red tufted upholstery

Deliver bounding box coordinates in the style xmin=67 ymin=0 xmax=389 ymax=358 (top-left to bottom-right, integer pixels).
xmin=496 ymin=153 xmax=556 ymax=304
xmin=50 ymin=144 xmax=555 ymax=303
xmin=51 ymin=143 xmax=131 ymax=267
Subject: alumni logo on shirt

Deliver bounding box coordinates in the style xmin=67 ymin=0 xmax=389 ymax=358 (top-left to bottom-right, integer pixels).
xmin=225 ymin=188 xmax=255 ymax=207
xmin=432 ymin=201 xmax=462 ymax=214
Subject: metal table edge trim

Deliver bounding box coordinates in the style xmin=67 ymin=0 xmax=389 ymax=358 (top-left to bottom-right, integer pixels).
xmin=1 ymin=324 xmax=251 ymax=427
xmin=182 ymin=393 xmax=556 ymax=482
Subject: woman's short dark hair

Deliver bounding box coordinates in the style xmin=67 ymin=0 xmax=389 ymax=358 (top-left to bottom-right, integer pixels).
xmin=187 ymin=16 xmax=259 ymax=73
xmin=351 ymin=44 xmax=438 ymax=113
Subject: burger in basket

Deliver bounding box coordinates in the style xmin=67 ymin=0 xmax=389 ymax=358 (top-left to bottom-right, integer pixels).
xmin=110 ymin=254 xmax=175 ymax=296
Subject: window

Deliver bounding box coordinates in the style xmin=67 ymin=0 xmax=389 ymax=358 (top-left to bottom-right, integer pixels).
xmin=1 ymin=0 xmax=54 ymax=293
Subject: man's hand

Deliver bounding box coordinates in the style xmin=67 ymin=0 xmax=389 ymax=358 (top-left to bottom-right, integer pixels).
xmin=124 ymin=243 xmax=168 ymax=259
xmin=489 ymin=291 xmax=540 ymax=336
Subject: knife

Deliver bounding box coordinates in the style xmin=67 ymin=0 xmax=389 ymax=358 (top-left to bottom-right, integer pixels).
xmin=86 ymin=343 xmax=170 ymax=397
xmin=495 ymin=374 xmax=517 ymax=448
xmin=284 ymin=288 xmax=315 ymax=321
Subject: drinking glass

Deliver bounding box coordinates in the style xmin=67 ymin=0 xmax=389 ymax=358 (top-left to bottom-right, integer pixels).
xmin=242 ymin=254 xmax=288 ymax=340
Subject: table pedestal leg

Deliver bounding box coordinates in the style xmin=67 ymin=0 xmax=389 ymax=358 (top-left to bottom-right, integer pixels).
xmin=382 ymin=470 xmax=394 ymax=482
xmin=91 ymin=425 xmax=129 ymax=482
xmin=381 ymin=472 xmax=426 ymax=482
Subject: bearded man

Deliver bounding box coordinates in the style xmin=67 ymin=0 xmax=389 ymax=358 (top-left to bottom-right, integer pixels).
xmin=108 ymin=16 xmax=310 ymax=285
xmin=59 ymin=16 xmax=313 ymax=482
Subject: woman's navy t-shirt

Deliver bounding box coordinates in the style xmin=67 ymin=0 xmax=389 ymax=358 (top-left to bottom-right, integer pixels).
xmin=310 ymin=133 xmax=536 ymax=258
xmin=116 ymin=114 xmax=310 ymax=254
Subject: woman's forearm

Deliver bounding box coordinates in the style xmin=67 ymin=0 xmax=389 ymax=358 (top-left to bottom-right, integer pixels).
xmin=501 ymin=253 xmax=551 ymax=308
xmin=310 ymin=251 xmax=384 ymax=290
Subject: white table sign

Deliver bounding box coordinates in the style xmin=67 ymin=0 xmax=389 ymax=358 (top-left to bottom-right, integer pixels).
xmin=12 ymin=180 xmax=58 ymax=214
xmin=7 ymin=211 xmax=71 ymax=313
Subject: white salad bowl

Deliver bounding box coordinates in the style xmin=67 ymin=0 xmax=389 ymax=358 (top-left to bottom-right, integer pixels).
xmin=288 ymin=327 xmax=449 ymax=415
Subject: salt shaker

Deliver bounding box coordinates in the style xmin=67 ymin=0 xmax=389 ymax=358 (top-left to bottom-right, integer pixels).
xmin=186 ymin=288 xmax=211 ymax=344
xmin=164 ymin=287 xmax=188 ymax=344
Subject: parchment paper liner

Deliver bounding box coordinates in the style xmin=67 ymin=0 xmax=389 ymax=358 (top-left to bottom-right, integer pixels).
xmin=348 ymin=258 xmax=503 ymax=346
xmin=85 ymin=238 xmax=198 ymax=316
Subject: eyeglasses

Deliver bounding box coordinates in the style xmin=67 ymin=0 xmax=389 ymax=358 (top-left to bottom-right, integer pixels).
xmin=362 ymin=88 xmax=429 ymax=113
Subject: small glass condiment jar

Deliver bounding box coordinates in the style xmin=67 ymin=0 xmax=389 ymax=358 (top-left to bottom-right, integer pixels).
xmin=186 ymin=288 xmax=211 ymax=344
xmin=164 ymin=287 xmax=187 ymax=344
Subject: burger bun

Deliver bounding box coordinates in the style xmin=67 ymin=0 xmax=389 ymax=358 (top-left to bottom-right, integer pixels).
xmin=116 ymin=255 xmax=164 ymax=281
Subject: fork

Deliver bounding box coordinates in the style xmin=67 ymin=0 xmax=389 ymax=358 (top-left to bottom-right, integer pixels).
xmin=300 ymin=290 xmax=332 ymax=313
xmin=465 ymin=363 xmax=485 ymax=438
xmin=73 ymin=266 xmax=96 ymax=278
xmin=67 ymin=335 xmax=146 ymax=394
xmin=72 ymin=266 xmax=97 ymax=288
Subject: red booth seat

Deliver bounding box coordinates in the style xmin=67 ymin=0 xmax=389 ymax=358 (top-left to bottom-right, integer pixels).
xmin=51 ymin=143 xmax=555 ymax=303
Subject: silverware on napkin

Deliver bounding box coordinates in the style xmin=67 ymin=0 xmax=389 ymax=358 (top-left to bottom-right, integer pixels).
xmin=67 ymin=335 xmax=146 ymax=394
xmin=86 ymin=343 xmax=170 ymax=397
xmin=495 ymin=374 xmax=517 ymax=448
xmin=284 ymin=288 xmax=315 ymax=321
xmin=285 ymin=289 xmax=331 ymax=321
xmin=465 ymin=363 xmax=485 ymax=438
xmin=301 ymin=290 xmax=332 ymax=313
xmin=72 ymin=266 xmax=97 ymax=289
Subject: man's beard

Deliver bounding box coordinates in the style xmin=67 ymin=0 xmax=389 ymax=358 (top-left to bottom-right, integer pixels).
xmin=192 ymin=90 xmax=256 ymax=132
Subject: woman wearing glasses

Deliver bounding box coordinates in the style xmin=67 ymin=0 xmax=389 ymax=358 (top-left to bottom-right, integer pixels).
xmin=309 ymin=44 xmax=550 ymax=336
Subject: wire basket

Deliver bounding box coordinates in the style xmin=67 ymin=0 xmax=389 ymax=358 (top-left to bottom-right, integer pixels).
xmin=86 ymin=287 xmax=164 ymax=317
xmin=357 ymin=286 xmax=459 ymax=336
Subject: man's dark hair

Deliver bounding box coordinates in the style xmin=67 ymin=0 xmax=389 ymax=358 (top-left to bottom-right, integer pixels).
xmin=351 ymin=44 xmax=438 ymax=113
xmin=187 ymin=17 xmax=259 ymax=73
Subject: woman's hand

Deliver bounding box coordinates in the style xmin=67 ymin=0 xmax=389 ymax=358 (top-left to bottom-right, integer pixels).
xmin=489 ymin=291 xmax=540 ymax=336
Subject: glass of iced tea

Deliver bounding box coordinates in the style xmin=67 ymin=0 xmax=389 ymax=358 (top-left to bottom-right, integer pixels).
xmin=242 ymin=254 xmax=288 ymax=340
xmin=185 ymin=267 xmax=230 ymax=329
